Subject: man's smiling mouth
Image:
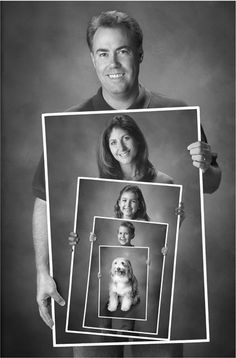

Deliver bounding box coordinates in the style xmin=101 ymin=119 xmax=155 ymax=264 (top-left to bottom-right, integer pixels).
xmin=107 ymin=73 xmax=125 ymax=79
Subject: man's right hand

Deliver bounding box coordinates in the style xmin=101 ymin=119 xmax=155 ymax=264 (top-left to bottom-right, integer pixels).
xmin=36 ymin=272 xmax=65 ymax=329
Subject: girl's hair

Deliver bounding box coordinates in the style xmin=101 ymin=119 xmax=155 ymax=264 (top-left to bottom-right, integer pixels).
xmin=114 ymin=185 xmax=150 ymax=221
xmin=118 ymin=221 xmax=135 ymax=239
xmin=97 ymin=114 xmax=156 ymax=181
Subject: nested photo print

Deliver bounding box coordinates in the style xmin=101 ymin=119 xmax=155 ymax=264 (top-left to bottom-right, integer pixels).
xmin=43 ymin=108 xmax=207 ymax=345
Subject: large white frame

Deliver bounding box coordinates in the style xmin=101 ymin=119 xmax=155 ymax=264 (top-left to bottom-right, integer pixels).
xmin=42 ymin=107 xmax=209 ymax=346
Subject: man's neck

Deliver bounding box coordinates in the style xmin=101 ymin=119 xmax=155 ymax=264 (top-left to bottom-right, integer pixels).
xmin=102 ymin=86 xmax=140 ymax=110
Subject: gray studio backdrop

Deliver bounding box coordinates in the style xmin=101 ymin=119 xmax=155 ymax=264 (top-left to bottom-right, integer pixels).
xmin=1 ymin=1 xmax=235 ymax=358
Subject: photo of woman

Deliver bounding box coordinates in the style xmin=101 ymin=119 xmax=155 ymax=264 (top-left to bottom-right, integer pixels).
xmin=97 ymin=114 xmax=173 ymax=184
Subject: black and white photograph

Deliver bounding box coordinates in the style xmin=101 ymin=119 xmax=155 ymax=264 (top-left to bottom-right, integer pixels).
xmin=98 ymin=246 xmax=148 ymax=322
xmin=66 ymin=179 xmax=181 ymax=341
xmin=79 ymin=217 xmax=169 ymax=338
xmin=42 ymin=106 xmax=208 ymax=345
xmin=1 ymin=2 xmax=234 ymax=358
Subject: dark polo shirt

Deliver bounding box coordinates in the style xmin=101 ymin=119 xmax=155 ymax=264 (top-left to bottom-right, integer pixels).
xmin=32 ymin=86 xmax=213 ymax=200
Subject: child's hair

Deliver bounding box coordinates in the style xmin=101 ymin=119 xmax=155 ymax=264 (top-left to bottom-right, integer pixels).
xmin=114 ymin=185 xmax=150 ymax=221
xmin=118 ymin=221 xmax=135 ymax=239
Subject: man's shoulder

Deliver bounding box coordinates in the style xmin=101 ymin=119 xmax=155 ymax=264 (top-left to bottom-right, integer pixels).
xmin=65 ymin=88 xmax=110 ymax=112
xmin=148 ymin=91 xmax=186 ymax=108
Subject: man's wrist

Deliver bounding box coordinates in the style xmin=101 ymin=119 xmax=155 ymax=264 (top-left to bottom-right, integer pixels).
xmin=36 ymin=265 xmax=50 ymax=277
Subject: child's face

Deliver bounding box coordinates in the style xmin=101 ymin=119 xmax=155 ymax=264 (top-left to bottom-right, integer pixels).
xmin=117 ymin=225 xmax=133 ymax=246
xmin=118 ymin=191 xmax=139 ymax=219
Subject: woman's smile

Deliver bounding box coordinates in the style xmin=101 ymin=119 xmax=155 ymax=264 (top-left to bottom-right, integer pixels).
xmin=109 ymin=128 xmax=138 ymax=165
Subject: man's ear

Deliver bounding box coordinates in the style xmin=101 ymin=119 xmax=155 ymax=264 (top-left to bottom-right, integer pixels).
xmin=139 ymin=52 xmax=144 ymax=63
xmin=90 ymin=52 xmax=95 ymax=67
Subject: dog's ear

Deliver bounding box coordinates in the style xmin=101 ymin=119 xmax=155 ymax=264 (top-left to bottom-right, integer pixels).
xmin=127 ymin=260 xmax=134 ymax=280
xmin=110 ymin=262 xmax=114 ymax=277
xmin=110 ymin=264 xmax=115 ymax=277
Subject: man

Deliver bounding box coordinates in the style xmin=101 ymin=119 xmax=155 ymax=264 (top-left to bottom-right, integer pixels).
xmin=32 ymin=10 xmax=221 ymax=358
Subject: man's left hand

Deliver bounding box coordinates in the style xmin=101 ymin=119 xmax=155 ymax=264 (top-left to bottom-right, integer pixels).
xmin=187 ymin=141 xmax=212 ymax=173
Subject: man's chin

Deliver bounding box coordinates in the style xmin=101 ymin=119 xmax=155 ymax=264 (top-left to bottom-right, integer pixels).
xmin=102 ymin=83 xmax=131 ymax=97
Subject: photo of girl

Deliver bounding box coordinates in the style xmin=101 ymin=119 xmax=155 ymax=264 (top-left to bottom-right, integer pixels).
xmin=97 ymin=114 xmax=173 ymax=184
xmin=114 ymin=185 xmax=150 ymax=221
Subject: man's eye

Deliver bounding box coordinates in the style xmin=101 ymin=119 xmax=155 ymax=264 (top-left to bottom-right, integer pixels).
xmin=118 ymin=49 xmax=129 ymax=55
xmin=99 ymin=52 xmax=108 ymax=57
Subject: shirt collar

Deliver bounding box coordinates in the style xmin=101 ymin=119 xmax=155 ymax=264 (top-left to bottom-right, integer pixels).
xmin=92 ymin=85 xmax=151 ymax=111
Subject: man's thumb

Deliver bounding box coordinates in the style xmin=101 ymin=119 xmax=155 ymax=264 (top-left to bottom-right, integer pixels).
xmin=52 ymin=291 xmax=65 ymax=306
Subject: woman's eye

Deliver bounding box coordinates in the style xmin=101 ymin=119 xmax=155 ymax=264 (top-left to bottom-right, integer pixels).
xmin=124 ymin=136 xmax=130 ymax=141
xmin=109 ymin=140 xmax=116 ymax=146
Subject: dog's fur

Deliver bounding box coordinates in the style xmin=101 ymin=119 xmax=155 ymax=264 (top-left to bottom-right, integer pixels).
xmin=108 ymin=257 xmax=140 ymax=312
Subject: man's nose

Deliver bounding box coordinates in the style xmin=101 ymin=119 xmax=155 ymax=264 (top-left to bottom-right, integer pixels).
xmin=109 ymin=52 xmax=120 ymax=67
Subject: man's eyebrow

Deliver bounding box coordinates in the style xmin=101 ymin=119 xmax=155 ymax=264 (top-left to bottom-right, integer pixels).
xmin=96 ymin=46 xmax=131 ymax=53
xmin=116 ymin=46 xmax=132 ymax=51
xmin=96 ymin=48 xmax=109 ymax=53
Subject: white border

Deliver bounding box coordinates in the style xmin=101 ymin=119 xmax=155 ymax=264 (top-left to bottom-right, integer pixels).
xmin=42 ymin=106 xmax=199 ymax=118
xmin=42 ymin=106 xmax=209 ymax=346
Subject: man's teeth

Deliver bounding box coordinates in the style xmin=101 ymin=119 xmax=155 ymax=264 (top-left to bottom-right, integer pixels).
xmin=108 ymin=73 xmax=124 ymax=79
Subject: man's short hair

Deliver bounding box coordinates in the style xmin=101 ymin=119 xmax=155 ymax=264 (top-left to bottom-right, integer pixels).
xmin=87 ymin=10 xmax=143 ymax=55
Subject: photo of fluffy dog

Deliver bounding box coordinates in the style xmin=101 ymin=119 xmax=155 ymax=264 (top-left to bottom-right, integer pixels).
xmin=108 ymin=257 xmax=140 ymax=312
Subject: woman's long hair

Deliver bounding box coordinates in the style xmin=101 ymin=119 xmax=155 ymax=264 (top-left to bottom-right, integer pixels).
xmin=114 ymin=185 xmax=150 ymax=221
xmin=97 ymin=114 xmax=156 ymax=181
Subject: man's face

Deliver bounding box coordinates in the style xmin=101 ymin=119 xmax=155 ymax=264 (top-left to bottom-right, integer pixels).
xmin=90 ymin=26 xmax=142 ymax=99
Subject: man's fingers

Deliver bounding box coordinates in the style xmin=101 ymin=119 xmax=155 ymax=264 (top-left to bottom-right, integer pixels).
xmin=187 ymin=141 xmax=211 ymax=151
xmin=193 ymin=161 xmax=207 ymax=172
xmin=38 ymin=300 xmax=54 ymax=329
xmin=188 ymin=147 xmax=211 ymax=156
xmin=51 ymin=291 xmax=65 ymax=306
xmin=192 ymin=154 xmax=210 ymax=163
